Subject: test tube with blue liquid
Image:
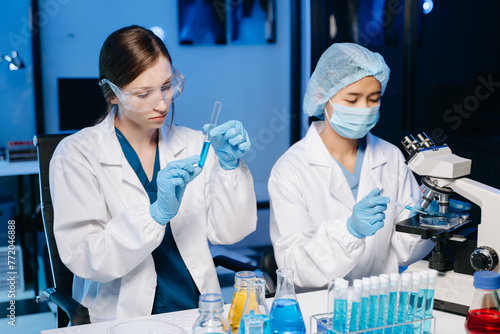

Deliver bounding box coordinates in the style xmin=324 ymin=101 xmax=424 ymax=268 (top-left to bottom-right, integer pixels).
xmin=404 ymin=273 xmax=421 ymax=334
xmin=423 ymin=270 xmax=438 ymax=334
xmin=413 ymin=271 xmax=428 ymax=334
xmin=349 ymin=279 xmax=363 ymax=333
xmin=376 ymin=274 xmax=389 ymax=334
xmin=368 ymin=276 xmax=380 ymax=331
xmin=385 ymin=273 xmax=400 ymax=334
xmin=198 ymin=101 xmax=222 ymax=168
xmin=359 ymin=277 xmax=372 ymax=331
xmin=395 ymin=273 xmax=412 ymax=334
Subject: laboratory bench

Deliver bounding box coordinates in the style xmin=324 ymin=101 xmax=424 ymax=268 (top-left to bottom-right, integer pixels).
xmin=40 ymin=289 xmax=467 ymax=334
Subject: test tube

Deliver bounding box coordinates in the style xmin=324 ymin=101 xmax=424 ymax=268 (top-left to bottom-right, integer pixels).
xmin=333 ymin=278 xmax=343 ymax=332
xmin=369 ymin=276 xmax=380 ymax=330
xmin=359 ymin=277 xmax=372 ymax=331
xmin=333 ymin=278 xmax=348 ymax=333
xmin=414 ymin=271 xmax=429 ymax=334
xmin=423 ymin=270 xmax=438 ymax=334
xmin=377 ymin=274 xmax=390 ymax=333
xmin=395 ymin=273 xmax=412 ymax=334
xmin=349 ymin=279 xmax=363 ymax=332
xmin=385 ymin=273 xmax=400 ymax=334
xmin=404 ymin=273 xmax=421 ymax=334
xmin=198 ymin=101 xmax=222 ymax=168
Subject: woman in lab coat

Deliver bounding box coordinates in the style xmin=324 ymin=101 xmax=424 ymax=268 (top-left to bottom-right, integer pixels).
xmin=49 ymin=25 xmax=257 ymax=322
xmin=268 ymin=43 xmax=435 ymax=288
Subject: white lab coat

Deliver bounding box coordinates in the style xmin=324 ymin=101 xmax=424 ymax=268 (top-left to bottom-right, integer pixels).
xmin=50 ymin=111 xmax=257 ymax=322
xmin=269 ymin=122 xmax=433 ymax=288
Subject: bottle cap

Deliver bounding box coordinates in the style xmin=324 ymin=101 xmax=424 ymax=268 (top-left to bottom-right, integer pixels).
xmin=473 ymin=271 xmax=500 ymax=290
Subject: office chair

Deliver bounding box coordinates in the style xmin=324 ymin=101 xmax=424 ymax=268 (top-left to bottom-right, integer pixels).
xmin=34 ymin=133 xmax=90 ymax=327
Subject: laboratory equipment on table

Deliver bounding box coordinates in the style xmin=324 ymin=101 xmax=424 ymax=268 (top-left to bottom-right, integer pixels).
xmin=243 ymin=316 xmax=264 ymax=334
xmin=239 ymin=278 xmax=271 ymax=334
xmin=270 ymin=268 xmax=306 ymax=334
xmin=192 ymin=293 xmax=229 ymax=334
xmin=368 ymin=276 xmax=380 ymax=330
xmin=348 ymin=279 xmax=362 ymax=332
xmin=386 ymin=273 xmax=400 ymax=333
xmin=465 ymin=271 xmax=500 ymax=334
xmin=359 ymin=277 xmax=371 ymax=331
xmin=396 ymin=132 xmax=500 ymax=315
xmin=330 ymin=278 xmax=348 ymax=333
xmin=228 ymin=271 xmax=256 ymax=333
xmin=198 ymin=101 xmax=222 ymax=168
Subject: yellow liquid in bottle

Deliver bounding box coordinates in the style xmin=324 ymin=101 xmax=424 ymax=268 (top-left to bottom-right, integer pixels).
xmin=228 ymin=289 xmax=248 ymax=333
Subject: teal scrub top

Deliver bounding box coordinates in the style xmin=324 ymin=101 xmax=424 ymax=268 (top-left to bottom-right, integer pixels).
xmin=115 ymin=128 xmax=200 ymax=313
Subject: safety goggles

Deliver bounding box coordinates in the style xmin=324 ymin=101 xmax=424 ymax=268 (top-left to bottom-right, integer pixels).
xmin=99 ymin=67 xmax=185 ymax=112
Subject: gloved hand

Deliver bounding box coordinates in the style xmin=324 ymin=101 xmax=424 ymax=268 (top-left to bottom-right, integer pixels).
xmin=203 ymin=120 xmax=251 ymax=170
xmin=346 ymin=188 xmax=390 ymax=239
xmin=149 ymin=155 xmax=202 ymax=226
xmin=412 ymin=199 xmax=471 ymax=216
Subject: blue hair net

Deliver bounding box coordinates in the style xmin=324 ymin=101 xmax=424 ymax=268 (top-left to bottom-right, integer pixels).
xmin=303 ymin=43 xmax=390 ymax=118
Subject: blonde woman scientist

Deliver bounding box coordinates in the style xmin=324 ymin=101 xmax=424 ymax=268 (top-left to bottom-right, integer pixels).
xmin=269 ymin=43 xmax=469 ymax=288
xmin=49 ymin=26 xmax=257 ymax=322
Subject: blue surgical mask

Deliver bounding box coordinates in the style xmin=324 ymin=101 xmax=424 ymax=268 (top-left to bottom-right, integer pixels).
xmin=325 ymin=100 xmax=380 ymax=139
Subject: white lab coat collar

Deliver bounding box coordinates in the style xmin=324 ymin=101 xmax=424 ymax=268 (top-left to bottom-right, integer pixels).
xmin=304 ymin=122 xmax=386 ymax=207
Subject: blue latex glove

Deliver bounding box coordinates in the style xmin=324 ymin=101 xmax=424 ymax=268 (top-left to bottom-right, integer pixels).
xmin=149 ymin=155 xmax=202 ymax=226
xmin=411 ymin=199 xmax=472 ymax=216
xmin=346 ymin=188 xmax=390 ymax=239
xmin=203 ymin=120 xmax=251 ymax=170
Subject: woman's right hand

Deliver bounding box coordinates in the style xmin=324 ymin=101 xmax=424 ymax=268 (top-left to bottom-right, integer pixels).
xmin=150 ymin=155 xmax=202 ymax=226
xmin=346 ymin=187 xmax=390 ymax=239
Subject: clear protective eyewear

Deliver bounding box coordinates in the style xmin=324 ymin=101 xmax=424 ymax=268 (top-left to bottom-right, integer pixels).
xmin=99 ymin=67 xmax=185 ymax=112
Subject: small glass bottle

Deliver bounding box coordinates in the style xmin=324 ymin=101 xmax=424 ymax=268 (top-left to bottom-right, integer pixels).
xmin=465 ymin=271 xmax=500 ymax=334
xmin=269 ymin=268 xmax=306 ymax=334
xmin=193 ymin=293 xmax=230 ymax=334
xmin=239 ymin=278 xmax=272 ymax=334
xmin=228 ymin=271 xmax=256 ymax=333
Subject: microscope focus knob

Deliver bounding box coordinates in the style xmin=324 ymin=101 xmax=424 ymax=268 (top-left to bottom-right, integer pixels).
xmin=470 ymin=246 xmax=499 ymax=271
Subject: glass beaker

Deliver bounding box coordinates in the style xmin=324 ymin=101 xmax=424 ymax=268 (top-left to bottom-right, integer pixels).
xmin=243 ymin=316 xmax=264 ymax=334
xmin=269 ymin=268 xmax=306 ymax=334
xmin=228 ymin=271 xmax=256 ymax=333
xmin=239 ymin=278 xmax=272 ymax=334
xmin=193 ymin=293 xmax=230 ymax=334
xmin=465 ymin=271 xmax=500 ymax=334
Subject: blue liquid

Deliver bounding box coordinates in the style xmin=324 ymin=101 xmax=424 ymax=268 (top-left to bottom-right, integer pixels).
xmin=395 ymin=291 xmax=409 ymax=334
xmin=239 ymin=312 xmax=272 ymax=334
xmin=404 ymin=292 xmax=417 ymax=334
xmin=349 ymin=301 xmax=360 ymax=332
xmin=369 ymin=295 xmax=379 ymax=329
xmin=339 ymin=299 xmax=347 ymax=333
xmin=413 ymin=289 xmax=426 ymax=334
xmin=270 ymin=299 xmax=305 ymax=334
xmin=359 ymin=297 xmax=370 ymax=330
xmin=198 ymin=141 xmax=210 ymax=167
xmin=333 ymin=299 xmax=341 ymax=332
xmin=423 ymin=290 xmax=434 ymax=334
xmin=385 ymin=291 xmax=398 ymax=334
xmin=377 ymin=294 xmax=387 ymax=334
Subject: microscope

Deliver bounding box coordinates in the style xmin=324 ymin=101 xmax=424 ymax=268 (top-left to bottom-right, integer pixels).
xmin=396 ymin=133 xmax=500 ymax=315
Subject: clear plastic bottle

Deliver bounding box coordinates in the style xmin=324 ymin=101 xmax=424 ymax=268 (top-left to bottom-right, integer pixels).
xmin=193 ymin=293 xmax=230 ymax=334
xmin=228 ymin=271 xmax=256 ymax=333
xmin=465 ymin=271 xmax=500 ymax=334
xmin=239 ymin=278 xmax=271 ymax=334
xmin=269 ymin=268 xmax=306 ymax=334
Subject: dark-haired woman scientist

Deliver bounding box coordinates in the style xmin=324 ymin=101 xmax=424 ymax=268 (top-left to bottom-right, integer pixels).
xmin=49 ymin=25 xmax=257 ymax=322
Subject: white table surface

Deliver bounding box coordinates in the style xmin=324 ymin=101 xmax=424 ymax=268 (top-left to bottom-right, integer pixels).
xmin=41 ymin=289 xmax=467 ymax=334
xmin=0 ymin=160 xmax=39 ymax=177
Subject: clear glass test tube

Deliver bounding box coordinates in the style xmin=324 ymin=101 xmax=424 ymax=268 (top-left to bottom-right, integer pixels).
xmin=198 ymin=101 xmax=222 ymax=168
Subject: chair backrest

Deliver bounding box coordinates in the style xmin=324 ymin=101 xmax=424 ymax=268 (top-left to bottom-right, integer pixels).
xmin=34 ymin=133 xmax=73 ymax=327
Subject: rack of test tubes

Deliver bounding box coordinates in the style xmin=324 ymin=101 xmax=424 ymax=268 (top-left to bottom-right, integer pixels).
xmin=311 ymin=270 xmax=438 ymax=334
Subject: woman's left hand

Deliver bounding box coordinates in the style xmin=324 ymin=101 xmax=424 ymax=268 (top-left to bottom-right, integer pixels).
xmin=203 ymin=120 xmax=251 ymax=170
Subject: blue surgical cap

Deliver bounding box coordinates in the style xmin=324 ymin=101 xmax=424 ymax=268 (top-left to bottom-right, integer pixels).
xmin=303 ymin=43 xmax=390 ymax=118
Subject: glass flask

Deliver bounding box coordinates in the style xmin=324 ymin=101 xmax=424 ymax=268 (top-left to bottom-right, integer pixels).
xmin=193 ymin=293 xmax=230 ymax=334
xmin=269 ymin=268 xmax=306 ymax=334
xmin=243 ymin=316 xmax=264 ymax=334
xmin=228 ymin=271 xmax=257 ymax=333
xmin=465 ymin=271 xmax=500 ymax=334
xmin=239 ymin=278 xmax=272 ymax=334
